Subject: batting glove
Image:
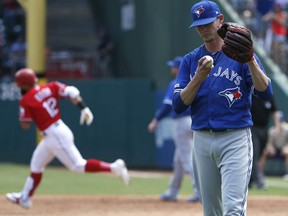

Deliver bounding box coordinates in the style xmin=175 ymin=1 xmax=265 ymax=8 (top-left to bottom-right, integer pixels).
xmin=80 ymin=107 xmax=93 ymax=126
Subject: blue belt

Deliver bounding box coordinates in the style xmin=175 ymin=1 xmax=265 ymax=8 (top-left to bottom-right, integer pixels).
xmin=198 ymin=128 xmax=237 ymax=133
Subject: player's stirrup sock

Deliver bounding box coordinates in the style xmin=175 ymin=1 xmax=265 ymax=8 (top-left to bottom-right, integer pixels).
xmin=22 ymin=172 xmax=42 ymax=198
xmin=85 ymin=159 xmax=111 ymax=172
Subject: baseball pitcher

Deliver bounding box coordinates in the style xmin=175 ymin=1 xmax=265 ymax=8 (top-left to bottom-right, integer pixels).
xmin=173 ymin=1 xmax=273 ymax=215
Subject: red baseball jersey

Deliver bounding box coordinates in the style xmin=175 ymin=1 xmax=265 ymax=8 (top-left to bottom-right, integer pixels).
xmin=19 ymin=81 xmax=67 ymax=131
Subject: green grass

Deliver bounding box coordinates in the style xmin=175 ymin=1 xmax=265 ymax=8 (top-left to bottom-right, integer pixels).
xmin=0 ymin=163 xmax=170 ymax=195
xmin=248 ymin=177 xmax=288 ymax=196
xmin=1 ymin=163 xmax=288 ymax=196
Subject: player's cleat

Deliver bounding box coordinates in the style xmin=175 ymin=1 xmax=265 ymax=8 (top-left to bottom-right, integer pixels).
xmin=111 ymin=159 xmax=131 ymax=186
xmin=186 ymin=194 xmax=200 ymax=203
xmin=6 ymin=192 xmax=32 ymax=209
xmin=159 ymin=193 xmax=177 ymax=202
xmin=283 ymin=174 xmax=288 ymax=180
xmin=256 ymin=184 xmax=267 ymax=190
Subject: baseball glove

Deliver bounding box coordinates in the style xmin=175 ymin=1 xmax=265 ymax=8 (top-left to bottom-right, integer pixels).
xmin=217 ymin=22 xmax=254 ymax=63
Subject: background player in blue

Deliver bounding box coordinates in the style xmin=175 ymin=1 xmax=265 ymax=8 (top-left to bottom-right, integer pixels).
xmin=173 ymin=1 xmax=273 ymax=215
xmin=148 ymin=56 xmax=199 ymax=203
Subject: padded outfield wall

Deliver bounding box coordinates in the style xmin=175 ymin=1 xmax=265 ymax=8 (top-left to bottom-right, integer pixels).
xmin=0 ymin=79 xmax=157 ymax=168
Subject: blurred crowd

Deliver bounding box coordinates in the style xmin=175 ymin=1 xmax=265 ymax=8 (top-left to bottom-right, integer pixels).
xmin=1 ymin=0 xmax=288 ymax=80
xmin=0 ymin=0 xmax=114 ymax=81
xmin=0 ymin=0 xmax=25 ymax=81
xmin=228 ymin=0 xmax=288 ymax=75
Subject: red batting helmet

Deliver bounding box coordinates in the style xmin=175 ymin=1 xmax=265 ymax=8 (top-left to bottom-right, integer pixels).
xmin=15 ymin=68 xmax=38 ymax=87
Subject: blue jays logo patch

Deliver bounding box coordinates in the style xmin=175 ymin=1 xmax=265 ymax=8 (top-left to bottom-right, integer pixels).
xmin=219 ymin=87 xmax=242 ymax=107
xmin=194 ymin=6 xmax=205 ymax=18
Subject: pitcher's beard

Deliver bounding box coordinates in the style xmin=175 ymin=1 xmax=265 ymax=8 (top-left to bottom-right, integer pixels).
xmin=21 ymin=89 xmax=28 ymax=95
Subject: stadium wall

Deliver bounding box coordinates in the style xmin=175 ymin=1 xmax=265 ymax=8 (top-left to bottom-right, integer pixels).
xmin=0 ymin=79 xmax=156 ymax=169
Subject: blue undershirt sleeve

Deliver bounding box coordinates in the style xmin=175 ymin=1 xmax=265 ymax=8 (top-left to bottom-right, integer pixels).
xmin=254 ymin=81 xmax=273 ymax=100
xmin=173 ymin=92 xmax=189 ymax=114
xmin=154 ymin=104 xmax=172 ymax=120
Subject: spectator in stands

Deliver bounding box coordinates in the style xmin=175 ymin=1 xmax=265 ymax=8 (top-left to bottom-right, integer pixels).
xmin=242 ymin=8 xmax=260 ymax=38
xmin=256 ymin=0 xmax=275 ymax=17
xmin=229 ymin=0 xmax=247 ymax=13
xmin=9 ymin=34 xmax=26 ymax=71
xmin=275 ymin=0 xmax=288 ymax=8
xmin=96 ymin=26 xmax=115 ymax=78
xmin=263 ymin=111 xmax=288 ymax=180
xmin=249 ymin=94 xmax=282 ymax=189
xmin=262 ymin=3 xmax=287 ymax=66
xmin=0 ymin=0 xmax=25 ymax=43
xmin=244 ymin=0 xmax=266 ymax=46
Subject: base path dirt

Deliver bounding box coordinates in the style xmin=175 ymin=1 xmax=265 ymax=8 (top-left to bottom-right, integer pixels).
xmin=1 ymin=195 xmax=288 ymax=216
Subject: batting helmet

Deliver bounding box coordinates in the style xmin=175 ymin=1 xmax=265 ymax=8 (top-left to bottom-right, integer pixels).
xmin=15 ymin=68 xmax=38 ymax=87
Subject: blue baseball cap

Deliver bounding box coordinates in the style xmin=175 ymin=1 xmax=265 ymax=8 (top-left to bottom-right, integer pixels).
xmin=189 ymin=1 xmax=221 ymax=28
xmin=167 ymin=56 xmax=183 ymax=68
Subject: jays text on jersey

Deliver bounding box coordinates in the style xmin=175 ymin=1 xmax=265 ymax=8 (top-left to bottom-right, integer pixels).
xmin=173 ymin=45 xmax=273 ymax=130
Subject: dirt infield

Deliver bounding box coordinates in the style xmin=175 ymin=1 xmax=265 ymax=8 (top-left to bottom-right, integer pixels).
xmin=1 ymin=195 xmax=288 ymax=216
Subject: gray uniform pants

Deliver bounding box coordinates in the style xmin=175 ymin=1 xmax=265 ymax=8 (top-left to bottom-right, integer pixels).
xmin=166 ymin=116 xmax=198 ymax=197
xmin=192 ymin=128 xmax=252 ymax=216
